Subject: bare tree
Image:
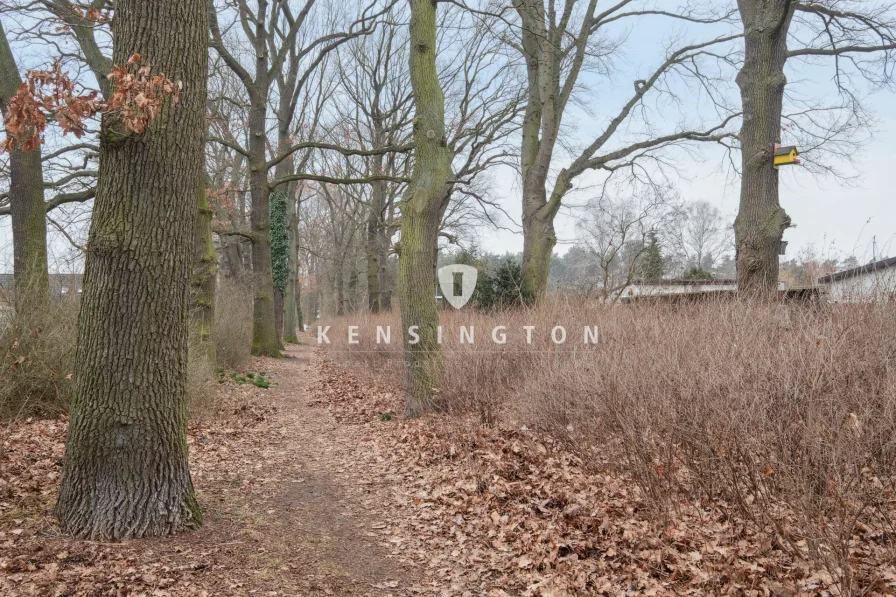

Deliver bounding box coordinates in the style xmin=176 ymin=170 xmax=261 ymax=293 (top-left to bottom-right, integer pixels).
xmin=207 ymin=0 xmax=390 ymax=354
xmin=734 ymin=0 xmax=896 ymax=293
xmin=463 ymin=0 xmax=742 ymax=298
xmin=577 ymin=188 xmax=679 ymax=302
xmin=334 ymin=18 xmax=412 ymax=312
xmin=667 ymin=200 xmax=733 ymax=273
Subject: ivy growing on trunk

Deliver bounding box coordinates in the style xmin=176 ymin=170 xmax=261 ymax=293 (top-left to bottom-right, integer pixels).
xmin=270 ymin=190 xmax=289 ymax=295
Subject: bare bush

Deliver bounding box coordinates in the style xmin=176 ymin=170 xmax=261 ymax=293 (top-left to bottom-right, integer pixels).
xmin=322 ymin=298 xmax=896 ymax=595
xmin=187 ymin=327 xmax=218 ymax=420
xmin=215 ymin=276 xmax=253 ymax=370
xmin=0 ymin=293 xmax=78 ymax=419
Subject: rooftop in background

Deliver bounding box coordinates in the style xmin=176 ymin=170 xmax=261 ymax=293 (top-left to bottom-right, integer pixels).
xmin=632 ymin=279 xmax=736 ymax=287
xmin=817 ymin=256 xmax=896 ymax=284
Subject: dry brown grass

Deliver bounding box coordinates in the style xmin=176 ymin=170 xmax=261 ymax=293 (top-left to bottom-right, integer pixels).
xmin=187 ymin=328 xmax=219 ymax=419
xmin=321 ymin=298 xmax=896 ymax=596
xmin=215 ymin=275 xmax=254 ymax=371
xmin=0 ymin=294 xmax=78 ymax=419
xmin=0 ymin=286 xmax=226 ymax=422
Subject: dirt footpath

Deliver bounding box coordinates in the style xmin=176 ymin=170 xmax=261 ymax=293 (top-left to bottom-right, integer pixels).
xmin=1 ymin=341 xmax=429 ymax=596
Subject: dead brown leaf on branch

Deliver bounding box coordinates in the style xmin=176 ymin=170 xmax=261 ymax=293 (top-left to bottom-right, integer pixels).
xmin=2 ymin=54 xmax=180 ymax=152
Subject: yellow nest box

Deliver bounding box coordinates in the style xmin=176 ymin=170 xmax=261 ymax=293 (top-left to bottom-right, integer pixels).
xmin=773 ymin=144 xmax=801 ymax=167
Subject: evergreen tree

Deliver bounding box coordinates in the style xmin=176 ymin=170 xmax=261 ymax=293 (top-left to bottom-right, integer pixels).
xmin=640 ymin=233 xmax=664 ymax=281
xmin=684 ymin=266 xmax=714 ymax=280
xmin=493 ymin=258 xmax=529 ymax=308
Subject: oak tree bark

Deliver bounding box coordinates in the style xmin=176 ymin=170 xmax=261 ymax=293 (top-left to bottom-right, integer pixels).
xmin=734 ymin=0 xmax=795 ymax=295
xmin=399 ymin=0 xmax=452 ymax=417
xmin=55 ymin=0 xmax=207 ymax=539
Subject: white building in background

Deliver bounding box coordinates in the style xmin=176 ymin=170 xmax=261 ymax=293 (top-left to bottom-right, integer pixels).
xmin=818 ymin=256 xmax=896 ymax=303
xmin=623 ymin=279 xmax=737 ymax=298
xmin=622 ymin=279 xmax=788 ymax=299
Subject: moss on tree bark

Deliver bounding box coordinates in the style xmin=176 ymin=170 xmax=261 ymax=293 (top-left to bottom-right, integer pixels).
xmin=399 ymin=0 xmax=452 ymax=417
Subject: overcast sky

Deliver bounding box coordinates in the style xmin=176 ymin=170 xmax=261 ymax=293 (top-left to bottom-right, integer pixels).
xmin=475 ymin=99 xmax=895 ymax=263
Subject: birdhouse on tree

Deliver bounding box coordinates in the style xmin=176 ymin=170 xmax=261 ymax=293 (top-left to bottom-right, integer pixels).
xmin=773 ymin=144 xmax=801 ymax=167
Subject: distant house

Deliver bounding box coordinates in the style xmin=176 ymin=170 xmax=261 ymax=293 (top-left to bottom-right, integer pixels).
xmin=50 ymin=273 xmax=84 ymax=297
xmin=623 ymin=278 xmax=789 ymax=299
xmin=818 ymin=256 xmax=896 ymax=303
xmin=622 ymin=279 xmax=739 ymax=299
xmin=619 ymin=278 xmax=818 ymax=304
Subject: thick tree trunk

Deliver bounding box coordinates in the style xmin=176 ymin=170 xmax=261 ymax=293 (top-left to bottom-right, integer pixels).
xmin=399 ymin=0 xmax=452 ymax=417
xmin=191 ymin=185 xmax=216 ymax=361
xmin=734 ymin=0 xmax=794 ymax=296
xmin=0 ymin=21 xmax=49 ymax=310
xmin=55 ymin=0 xmax=207 ymax=539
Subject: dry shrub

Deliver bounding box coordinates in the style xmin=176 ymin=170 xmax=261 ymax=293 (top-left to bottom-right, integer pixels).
xmin=323 ymin=297 xmax=896 ymax=595
xmin=187 ymin=328 xmax=218 ymax=419
xmin=320 ymin=295 xmax=599 ymax=425
xmin=215 ymin=275 xmax=253 ymax=370
xmin=0 ymin=287 xmax=221 ymax=421
xmin=0 ymin=294 xmax=78 ymax=419
xmin=517 ymin=299 xmax=896 ymax=596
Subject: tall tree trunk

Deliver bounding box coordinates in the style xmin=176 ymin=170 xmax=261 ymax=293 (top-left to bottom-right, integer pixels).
xmin=270 ymin=114 xmax=293 ymax=346
xmin=0 ymin=21 xmax=49 ymax=310
xmin=335 ymin=257 xmax=345 ymax=316
xmin=367 ymin=164 xmax=385 ymax=313
xmin=734 ymin=0 xmax=794 ymax=295
xmin=515 ymin=0 xmax=560 ymax=301
xmin=270 ymin=188 xmax=288 ymax=348
xmin=399 ymin=0 xmax=452 ymax=417
xmin=294 ymin=259 xmax=304 ymax=332
xmin=191 ymin=185 xmax=216 ymax=361
xmin=55 ymin=0 xmax=207 ymax=539
xmin=378 ymin=225 xmax=391 ymax=311
xmin=242 ymin=3 xmax=278 ymax=355
xmin=283 ymin=196 xmax=299 ymax=342
xmin=248 ymin=97 xmax=279 ymax=355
